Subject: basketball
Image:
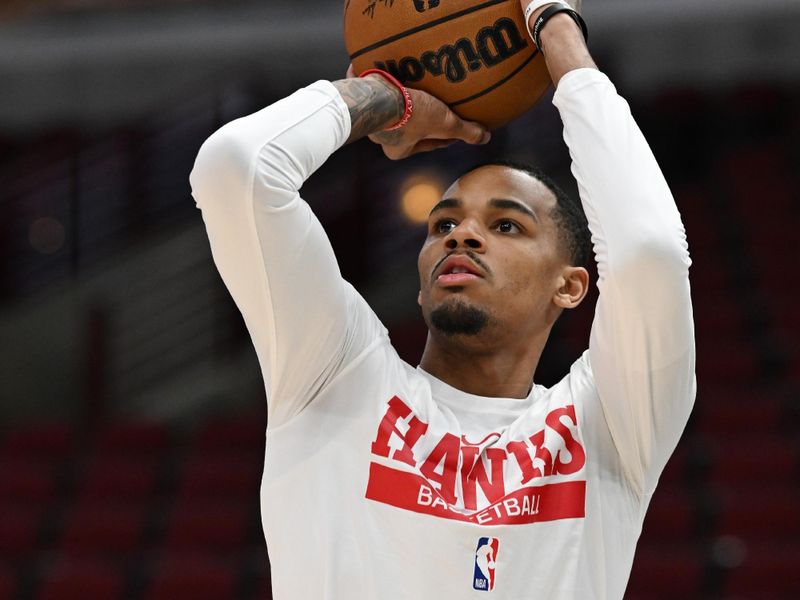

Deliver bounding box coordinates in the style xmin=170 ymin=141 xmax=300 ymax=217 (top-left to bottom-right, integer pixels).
xmin=343 ymin=0 xmax=551 ymax=130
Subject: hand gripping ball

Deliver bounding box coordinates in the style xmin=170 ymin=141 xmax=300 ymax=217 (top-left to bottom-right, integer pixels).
xmin=344 ymin=0 xmax=552 ymax=130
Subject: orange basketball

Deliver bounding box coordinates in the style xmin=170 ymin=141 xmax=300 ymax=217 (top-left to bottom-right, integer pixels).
xmin=343 ymin=0 xmax=551 ymax=130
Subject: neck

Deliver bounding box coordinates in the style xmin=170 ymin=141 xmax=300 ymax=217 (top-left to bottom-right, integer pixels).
xmin=418 ymin=327 xmax=551 ymax=399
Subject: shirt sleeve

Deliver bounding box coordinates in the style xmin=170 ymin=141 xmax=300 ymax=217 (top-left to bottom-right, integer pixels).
xmin=552 ymin=69 xmax=697 ymax=496
xmin=189 ymin=80 xmax=387 ymax=429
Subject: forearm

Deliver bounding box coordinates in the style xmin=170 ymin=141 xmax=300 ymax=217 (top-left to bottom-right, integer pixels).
xmin=332 ymin=75 xmax=404 ymax=145
xmin=529 ymin=12 xmax=596 ymax=86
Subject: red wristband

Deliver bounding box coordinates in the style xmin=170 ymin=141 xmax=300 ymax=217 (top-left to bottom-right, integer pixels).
xmin=359 ymin=68 xmax=413 ymax=131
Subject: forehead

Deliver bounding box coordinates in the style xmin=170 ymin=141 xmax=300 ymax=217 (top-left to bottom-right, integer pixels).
xmin=442 ymin=165 xmax=557 ymax=215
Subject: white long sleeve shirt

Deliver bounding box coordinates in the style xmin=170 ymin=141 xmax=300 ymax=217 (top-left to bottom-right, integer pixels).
xmin=189 ymin=68 xmax=696 ymax=599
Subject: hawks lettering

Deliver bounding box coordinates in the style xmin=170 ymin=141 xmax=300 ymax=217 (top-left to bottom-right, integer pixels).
xmin=370 ymin=395 xmax=429 ymax=466
xmin=369 ymin=396 xmax=586 ymax=515
xmin=461 ymin=446 xmax=506 ymax=510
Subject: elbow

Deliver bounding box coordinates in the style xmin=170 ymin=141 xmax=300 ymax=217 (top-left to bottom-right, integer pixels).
xmin=624 ymin=221 xmax=691 ymax=273
xmin=605 ymin=227 xmax=692 ymax=290
xmin=190 ymin=122 xmax=302 ymax=211
xmin=189 ymin=125 xmax=254 ymax=204
xmin=641 ymin=236 xmax=691 ymax=272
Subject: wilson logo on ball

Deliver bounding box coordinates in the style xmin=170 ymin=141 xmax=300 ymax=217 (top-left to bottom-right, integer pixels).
xmin=374 ymin=17 xmax=528 ymax=84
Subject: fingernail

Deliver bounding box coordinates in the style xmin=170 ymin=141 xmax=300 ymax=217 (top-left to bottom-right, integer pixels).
xmin=481 ymin=131 xmax=492 ymax=144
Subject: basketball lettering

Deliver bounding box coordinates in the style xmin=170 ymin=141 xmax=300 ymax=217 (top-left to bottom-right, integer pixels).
xmin=413 ymin=0 xmax=441 ymax=12
xmin=476 ymin=18 xmax=528 ymax=66
xmin=374 ymin=17 xmax=528 ymax=84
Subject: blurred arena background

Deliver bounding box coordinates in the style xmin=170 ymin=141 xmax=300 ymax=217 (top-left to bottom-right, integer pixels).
xmin=0 ymin=0 xmax=799 ymax=598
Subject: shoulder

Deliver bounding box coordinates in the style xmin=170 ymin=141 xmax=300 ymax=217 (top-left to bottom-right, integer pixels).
xmin=564 ymin=350 xmax=599 ymax=398
xmin=550 ymin=350 xmax=603 ymax=431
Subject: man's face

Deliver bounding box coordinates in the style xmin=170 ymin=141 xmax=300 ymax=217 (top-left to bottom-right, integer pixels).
xmin=417 ymin=165 xmax=572 ymax=342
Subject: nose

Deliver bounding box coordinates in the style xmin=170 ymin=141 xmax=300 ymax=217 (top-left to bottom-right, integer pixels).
xmin=445 ymin=219 xmax=486 ymax=251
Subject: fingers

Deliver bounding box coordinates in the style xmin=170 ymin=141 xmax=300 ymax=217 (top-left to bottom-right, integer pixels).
xmin=439 ymin=112 xmax=491 ymax=146
xmin=381 ymin=139 xmax=453 ymax=161
xmin=378 ymin=115 xmax=491 ymax=159
xmin=413 ymin=139 xmax=459 ymax=153
xmin=382 ymin=146 xmax=407 ymax=161
xmin=463 ymin=120 xmax=492 ymax=145
xmin=384 ymin=136 xmax=481 ymax=160
xmin=404 ymin=89 xmax=490 ymax=147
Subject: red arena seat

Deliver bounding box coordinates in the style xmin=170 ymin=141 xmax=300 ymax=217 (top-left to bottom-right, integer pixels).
xmin=163 ymin=498 xmax=251 ymax=552
xmin=93 ymin=421 xmax=170 ymax=457
xmin=723 ymin=542 xmax=800 ymax=598
xmin=705 ymin=436 xmax=797 ymax=486
xmin=0 ymin=423 xmax=72 ymax=460
xmin=626 ymin=543 xmax=704 ymax=598
xmin=58 ymin=501 xmax=148 ymax=557
xmin=144 ymin=553 xmax=239 ymax=600
xmin=195 ymin=415 xmax=265 ymax=455
xmin=0 ymin=502 xmax=46 ymax=561
xmin=692 ymin=394 xmax=783 ymax=436
xmin=0 ymin=457 xmax=59 ymax=505
xmin=0 ymin=562 xmax=17 ymax=600
xmin=76 ymin=455 xmax=160 ymax=502
xmin=713 ymin=486 xmax=800 ymax=541
xmin=36 ymin=556 xmax=125 ymax=600
xmin=695 ymin=341 xmax=758 ymax=383
xmin=177 ymin=453 xmax=261 ymax=501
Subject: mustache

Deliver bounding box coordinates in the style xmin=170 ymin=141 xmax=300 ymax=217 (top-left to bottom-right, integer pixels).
xmin=431 ymin=251 xmax=491 ymax=280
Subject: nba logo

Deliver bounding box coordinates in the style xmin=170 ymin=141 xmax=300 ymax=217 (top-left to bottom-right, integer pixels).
xmin=473 ymin=537 xmax=499 ymax=591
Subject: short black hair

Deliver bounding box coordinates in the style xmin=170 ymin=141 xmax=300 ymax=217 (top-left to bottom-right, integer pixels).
xmin=460 ymin=159 xmax=592 ymax=267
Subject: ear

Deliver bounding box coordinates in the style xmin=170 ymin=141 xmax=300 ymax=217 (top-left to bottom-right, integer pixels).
xmin=553 ymin=266 xmax=589 ymax=310
xmin=417 ymin=290 xmax=422 ymax=306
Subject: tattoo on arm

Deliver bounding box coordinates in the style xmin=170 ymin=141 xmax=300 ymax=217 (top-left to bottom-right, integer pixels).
xmin=333 ymin=77 xmax=404 ymax=145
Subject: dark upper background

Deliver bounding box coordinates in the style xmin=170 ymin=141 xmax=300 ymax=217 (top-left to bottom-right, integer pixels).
xmin=0 ymin=1 xmax=798 ymax=599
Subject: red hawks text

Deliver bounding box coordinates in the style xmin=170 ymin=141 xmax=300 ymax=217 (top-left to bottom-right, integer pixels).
xmin=370 ymin=396 xmax=586 ymax=511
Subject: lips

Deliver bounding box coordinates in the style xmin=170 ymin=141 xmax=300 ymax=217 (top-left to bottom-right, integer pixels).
xmin=434 ymin=255 xmax=484 ymax=286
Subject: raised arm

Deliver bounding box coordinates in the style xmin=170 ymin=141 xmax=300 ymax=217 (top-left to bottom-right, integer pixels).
xmin=190 ymin=76 xmax=489 ymax=427
xmin=523 ymin=1 xmax=696 ymax=494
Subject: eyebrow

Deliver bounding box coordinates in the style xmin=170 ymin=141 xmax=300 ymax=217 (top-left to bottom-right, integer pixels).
xmin=429 ymin=198 xmax=462 ymax=216
xmin=488 ymin=198 xmax=539 ymax=223
xmin=429 ymin=197 xmax=539 ymax=223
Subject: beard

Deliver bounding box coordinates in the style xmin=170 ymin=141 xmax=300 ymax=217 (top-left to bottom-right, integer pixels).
xmin=429 ymin=299 xmax=490 ymax=337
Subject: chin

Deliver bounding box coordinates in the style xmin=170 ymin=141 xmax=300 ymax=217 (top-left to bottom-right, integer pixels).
xmin=427 ymin=298 xmax=490 ymax=337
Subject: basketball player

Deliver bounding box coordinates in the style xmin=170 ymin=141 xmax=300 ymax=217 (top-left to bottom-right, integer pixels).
xmin=190 ymin=0 xmax=695 ymax=597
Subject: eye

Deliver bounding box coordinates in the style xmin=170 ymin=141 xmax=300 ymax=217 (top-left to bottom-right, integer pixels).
xmin=433 ymin=219 xmax=457 ymax=234
xmin=495 ymin=220 xmax=521 ymax=234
